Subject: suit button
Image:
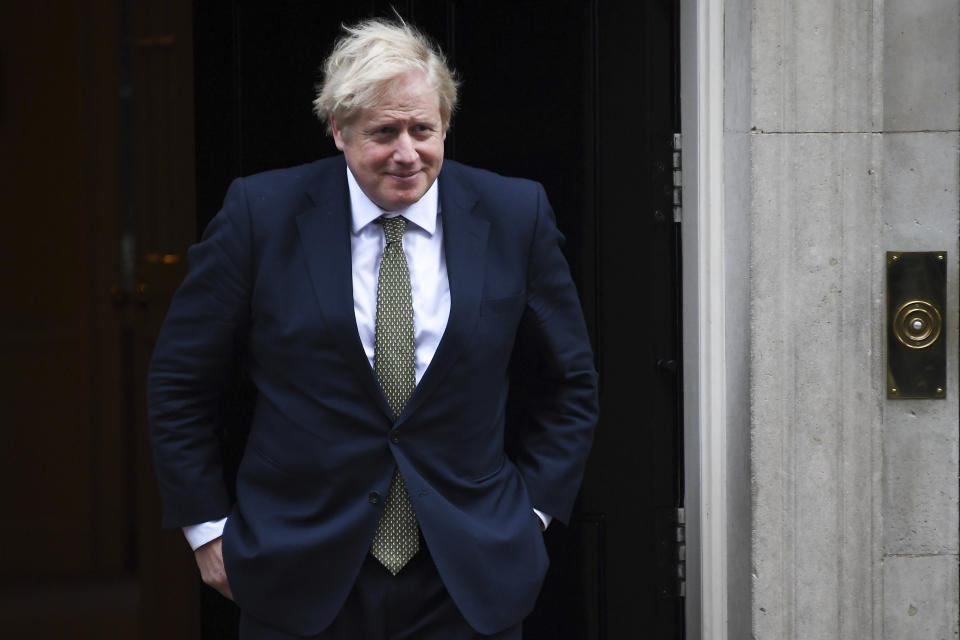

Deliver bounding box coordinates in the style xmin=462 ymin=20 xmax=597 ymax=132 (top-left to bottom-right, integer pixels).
xmin=368 ymin=492 xmax=380 ymax=504
xmin=390 ymin=432 xmax=400 ymax=444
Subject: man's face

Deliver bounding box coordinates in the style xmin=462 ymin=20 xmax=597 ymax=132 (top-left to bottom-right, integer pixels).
xmin=332 ymin=71 xmax=446 ymax=211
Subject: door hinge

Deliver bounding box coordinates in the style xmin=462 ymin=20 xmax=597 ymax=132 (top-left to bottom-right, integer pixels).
xmin=672 ymin=133 xmax=682 ymax=223
xmin=656 ymin=506 xmax=686 ymax=598
xmin=675 ymin=506 xmax=686 ymax=598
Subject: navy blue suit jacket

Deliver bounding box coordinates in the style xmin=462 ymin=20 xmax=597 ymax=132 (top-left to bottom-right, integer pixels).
xmin=148 ymin=155 xmax=598 ymax=635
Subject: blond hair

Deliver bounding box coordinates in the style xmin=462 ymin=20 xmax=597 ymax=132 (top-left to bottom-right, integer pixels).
xmin=313 ymin=18 xmax=458 ymax=134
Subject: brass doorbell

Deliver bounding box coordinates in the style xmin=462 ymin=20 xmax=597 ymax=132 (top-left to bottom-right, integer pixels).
xmin=887 ymin=252 xmax=946 ymax=399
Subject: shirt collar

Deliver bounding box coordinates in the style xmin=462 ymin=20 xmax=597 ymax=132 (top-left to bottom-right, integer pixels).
xmin=346 ymin=166 xmax=440 ymax=235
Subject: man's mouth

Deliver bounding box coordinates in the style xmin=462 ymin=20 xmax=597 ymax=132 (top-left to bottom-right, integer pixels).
xmin=387 ymin=170 xmax=420 ymax=181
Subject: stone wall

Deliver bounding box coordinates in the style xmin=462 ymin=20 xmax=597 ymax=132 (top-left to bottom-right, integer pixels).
xmin=730 ymin=0 xmax=960 ymax=637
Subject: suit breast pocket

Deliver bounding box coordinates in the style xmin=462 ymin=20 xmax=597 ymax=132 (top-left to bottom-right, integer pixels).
xmin=479 ymin=294 xmax=524 ymax=317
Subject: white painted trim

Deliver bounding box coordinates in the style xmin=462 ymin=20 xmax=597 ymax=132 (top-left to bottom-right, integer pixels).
xmin=680 ymin=0 xmax=727 ymax=637
xmin=697 ymin=0 xmax=727 ymax=636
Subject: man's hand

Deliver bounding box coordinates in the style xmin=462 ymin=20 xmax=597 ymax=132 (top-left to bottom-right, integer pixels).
xmin=195 ymin=536 xmax=233 ymax=601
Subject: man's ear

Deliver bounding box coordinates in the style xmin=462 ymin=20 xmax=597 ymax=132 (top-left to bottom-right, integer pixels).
xmin=331 ymin=116 xmax=346 ymax=151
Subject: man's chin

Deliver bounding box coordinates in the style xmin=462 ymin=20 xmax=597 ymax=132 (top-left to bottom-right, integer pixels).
xmin=378 ymin=188 xmax=425 ymax=211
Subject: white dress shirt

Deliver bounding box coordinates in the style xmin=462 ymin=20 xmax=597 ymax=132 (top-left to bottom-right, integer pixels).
xmin=346 ymin=167 xmax=449 ymax=384
xmin=184 ymin=167 xmax=548 ymax=551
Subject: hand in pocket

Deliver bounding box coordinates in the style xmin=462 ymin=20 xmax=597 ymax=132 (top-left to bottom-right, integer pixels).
xmin=195 ymin=536 xmax=234 ymax=601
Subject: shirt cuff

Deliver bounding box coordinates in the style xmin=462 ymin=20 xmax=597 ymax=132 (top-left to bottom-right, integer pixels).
xmin=183 ymin=517 xmax=228 ymax=551
xmin=533 ymin=508 xmax=552 ymax=531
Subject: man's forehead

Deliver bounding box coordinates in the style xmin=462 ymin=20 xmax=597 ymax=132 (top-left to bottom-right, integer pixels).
xmin=365 ymin=104 xmax=441 ymax=121
xmin=360 ymin=92 xmax=442 ymax=124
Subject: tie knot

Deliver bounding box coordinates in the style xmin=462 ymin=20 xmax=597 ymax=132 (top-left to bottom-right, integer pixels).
xmin=378 ymin=215 xmax=407 ymax=245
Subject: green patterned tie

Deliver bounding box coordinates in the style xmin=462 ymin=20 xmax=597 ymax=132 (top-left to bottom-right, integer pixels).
xmin=369 ymin=216 xmax=420 ymax=575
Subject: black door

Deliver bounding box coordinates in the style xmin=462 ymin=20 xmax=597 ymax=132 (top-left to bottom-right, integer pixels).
xmin=194 ymin=2 xmax=682 ymax=638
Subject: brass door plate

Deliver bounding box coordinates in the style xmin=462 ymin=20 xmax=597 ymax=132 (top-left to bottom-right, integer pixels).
xmin=887 ymin=251 xmax=947 ymax=399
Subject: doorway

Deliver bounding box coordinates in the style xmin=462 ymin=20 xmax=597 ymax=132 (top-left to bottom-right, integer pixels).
xmin=193 ymin=1 xmax=683 ymax=638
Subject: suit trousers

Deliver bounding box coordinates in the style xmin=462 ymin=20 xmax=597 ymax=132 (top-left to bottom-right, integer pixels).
xmin=238 ymin=542 xmax=523 ymax=640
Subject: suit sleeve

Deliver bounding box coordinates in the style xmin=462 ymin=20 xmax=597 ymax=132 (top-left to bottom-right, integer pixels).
xmin=510 ymin=183 xmax=599 ymax=525
xmin=147 ymin=177 xmax=253 ymax=529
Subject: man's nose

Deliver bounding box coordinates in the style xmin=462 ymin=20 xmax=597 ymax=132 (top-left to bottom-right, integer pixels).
xmin=392 ymin=133 xmax=418 ymax=163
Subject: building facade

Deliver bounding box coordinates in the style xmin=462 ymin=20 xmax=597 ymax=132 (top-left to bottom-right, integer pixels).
xmin=681 ymin=0 xmax=960 ymax=637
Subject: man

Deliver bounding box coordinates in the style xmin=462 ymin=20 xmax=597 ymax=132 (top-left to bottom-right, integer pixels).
xmin=148 ymin=17 xmax=598 ymax=640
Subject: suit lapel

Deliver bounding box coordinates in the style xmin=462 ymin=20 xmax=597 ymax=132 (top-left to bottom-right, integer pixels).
xmin=296 ymin=160 xmax=393 ymax=421
xmin=399 ymin=166 xmax=488 ymax=423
